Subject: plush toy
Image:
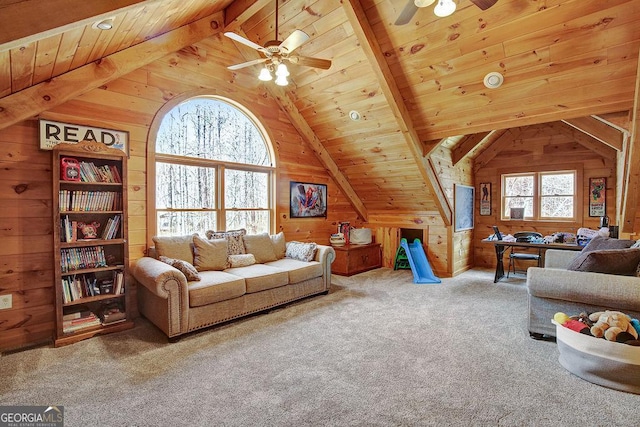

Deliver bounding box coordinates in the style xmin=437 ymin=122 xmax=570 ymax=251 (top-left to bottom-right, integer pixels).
xmin=589 ymin=310 xmax=639 ymax=342
xmin=631 ymin=319 xmax=640 ymax=336
xmin=554 ymin=312 xmax=591 ymax=334
xmin=78 ymin=221 xmax=100 ymax=239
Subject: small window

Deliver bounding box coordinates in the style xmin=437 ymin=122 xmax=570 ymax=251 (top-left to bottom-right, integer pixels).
xmin=501 ymin=170 xmax=576 ymax=221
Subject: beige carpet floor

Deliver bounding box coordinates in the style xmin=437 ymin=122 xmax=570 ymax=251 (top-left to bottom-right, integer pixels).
xmin=1 ymin=268 xmax=638 ymax=426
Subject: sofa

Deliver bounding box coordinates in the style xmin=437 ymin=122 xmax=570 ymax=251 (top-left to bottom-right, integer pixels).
xmin=526 ymin=236 xmax=640 ymax=339
xmin=132 ymin=230 xmax=335 ymax=339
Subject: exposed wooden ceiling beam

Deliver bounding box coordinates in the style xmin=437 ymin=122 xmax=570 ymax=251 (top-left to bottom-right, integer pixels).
xmin=0 ymin=12 xmax=224 ymax=132
xmin=473 ymin=129 xmax=520 ymax=173
xmin=224 ymin=0 xmax=271 ymax=32
xmin=227 ymin=29 xmax=368 ymax=221
xmin=341 ymin=0 xmax=452 ymax=226
xmin=559 ymin=122 xmax=617 ymax=160
xmin=621 ymin=48 xmax=640 ymax=233
xmin=592 ymin=112 xmax=631 ymax=134
xmin=562 ymin=116 xmax=624 ymax=151
xmin=0 ymin=0 xmax=151 ymax=52
xmin=451 ymin=132 xmax=491 ymax=165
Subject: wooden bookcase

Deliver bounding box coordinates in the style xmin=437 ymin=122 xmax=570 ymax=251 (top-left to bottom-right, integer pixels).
xmin=52 ymin=141 xmax=134 ymax=347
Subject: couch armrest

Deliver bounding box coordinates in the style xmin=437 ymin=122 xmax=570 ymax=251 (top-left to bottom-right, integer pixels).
xmin=131 ymin=256 xmax=190 ymax=335
xmin=315 ymin=244 xmax=335 ymax=289
xmin=527 ymin=267 xmax=640 ymax=311
xmin=544 ymin=249 xmax=580 ymax=268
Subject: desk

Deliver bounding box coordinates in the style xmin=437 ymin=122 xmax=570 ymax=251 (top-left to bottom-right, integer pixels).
xmin=484 ymin=240 xmax=582 ymax=282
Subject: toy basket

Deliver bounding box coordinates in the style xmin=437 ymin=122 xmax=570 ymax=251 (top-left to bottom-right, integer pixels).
xmin=552 ymin=320 xmax=640 ymax=394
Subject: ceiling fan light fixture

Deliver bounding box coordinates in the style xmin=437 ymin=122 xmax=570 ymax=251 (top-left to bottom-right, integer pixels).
xmin=434 ymin=0 xmax=456 ymax=17
xmin=414 ymin=0 xmax=436 ymax=7
xmin=258 ymin=67 xmax=272 ymax=81
xmin=276 ymin=63 xmax=290 ymax=78
xmin=275 ymin=74 xmax=289 ymax=86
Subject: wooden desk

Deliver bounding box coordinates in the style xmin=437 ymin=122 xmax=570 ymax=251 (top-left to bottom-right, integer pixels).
xmin=332 ymin=243 xmax=381 ymax=276
xmin=483 ymin=240 xmax=582 ymax=282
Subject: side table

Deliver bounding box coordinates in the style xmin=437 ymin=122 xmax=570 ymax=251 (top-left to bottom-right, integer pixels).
xmin=332 ymin=243 xmax=382 ymax=276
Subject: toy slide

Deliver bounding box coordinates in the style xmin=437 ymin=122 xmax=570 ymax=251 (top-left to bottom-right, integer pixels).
xmin=399 ymin=238 xmax=441 ymax=284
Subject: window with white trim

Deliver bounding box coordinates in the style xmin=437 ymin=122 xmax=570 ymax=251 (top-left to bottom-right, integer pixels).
xmin=501 ymin=170 xmax=576 ymax=220
xmin=154 ymin=97 xmax=274 ymax=236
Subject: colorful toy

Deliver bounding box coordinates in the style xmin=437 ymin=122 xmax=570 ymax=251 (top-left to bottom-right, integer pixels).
xmin=589 ymin=310 xmax=639 ymax=342
xmin=631 ymin=319 xmax=640 ymax=336
xmin=554 ymin=312 xmax=590 ymax=334
xmin=78 ymin=221 xmax=100 ymax=239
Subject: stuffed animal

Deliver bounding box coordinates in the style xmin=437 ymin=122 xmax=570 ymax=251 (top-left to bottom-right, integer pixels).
xmin=554 ymin=312 xmax=591 ymax=334
xmin=78 ymin=221 xmax=100 ymax=239
xmin=589 ymin=310 xmax=639 ymax=342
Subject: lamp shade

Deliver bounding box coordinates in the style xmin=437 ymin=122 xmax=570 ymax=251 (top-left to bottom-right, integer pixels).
xmin=275 ymin=74 xmax=288 ymax=86
xmin=276 ymin=63 xmax=290 ymax=77
xmin=258 ymin=67 xmax=272 ymax=81
xmin=434 ymin=0 xmax=456 ymax=17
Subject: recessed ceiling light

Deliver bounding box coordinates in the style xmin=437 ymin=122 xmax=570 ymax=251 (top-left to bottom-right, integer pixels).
xmin=483 ymin=72 xmax=504 ymax=89
xmin=92 ymin=18 xmax=114 ymax=31
xmin=349 ymin=110 xmax=361 ymax=121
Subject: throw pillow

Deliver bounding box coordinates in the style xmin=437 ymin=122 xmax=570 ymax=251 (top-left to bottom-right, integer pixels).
xmin=243 ymin=233 xmax=277 ymax=263
xmin=192 ymin=235 xmax=229 ymax=271
xmin=286 ymin=241 xmax=317 ymax=262
xmin=228 ymin=254 xmax=256 ymax=268
xmin=581 ymin=235 xmax=636 ymax=253
xmin=567 ymin=248 xmax=640 ymax=276
xmin=205 ymin=229 xmax=246 ymax=255
xmin=153 ymin=234 xmax=196 ymax=264
xmin=270 ymin=232 xmax=286 ymax=259
xmin=158 ymin=256 xmax=201 ymax=281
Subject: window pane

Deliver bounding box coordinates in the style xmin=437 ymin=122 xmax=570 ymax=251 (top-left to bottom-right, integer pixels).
xmin=541 ymin=173 xmax=574 ymax=196
xmin=504 ymin=196 xmax=533 ymax=217
xmin=157 ymin=211 xmax=217 ymax=236
xmin=225 ymin=169 xmax=268 ymax=208
xmin=226 ymin=211 xmax=269 ymax=234
xmin=156 ymin=163 xmax=215 ymax=209
xmin=504 ymin=175 xmax=534 ymax=196
xmin=541 ymin=196 xmax=573 ymax=218
xmin=156 ymin=98 xmax=270 ymax=166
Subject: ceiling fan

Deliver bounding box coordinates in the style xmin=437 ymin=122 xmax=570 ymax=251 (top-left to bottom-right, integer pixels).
xmin=395 ymin=0 xmax=498 ymax=26
xmin=224 ymin=0 xmax=331 ymax=85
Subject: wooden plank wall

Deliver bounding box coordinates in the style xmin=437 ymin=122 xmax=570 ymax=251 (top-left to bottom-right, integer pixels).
xmin=0 ymin=36 xmax=360 ymax=352
xmin=473 ymin=123 xmax=618 ymax=270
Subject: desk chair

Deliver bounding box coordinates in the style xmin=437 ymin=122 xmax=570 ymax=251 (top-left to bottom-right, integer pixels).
xmin=507 ymin=232 xmax=543 ymax=277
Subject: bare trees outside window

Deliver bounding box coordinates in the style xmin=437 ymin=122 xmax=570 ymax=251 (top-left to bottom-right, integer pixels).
xmin=155 ymin=97 xmax=274 ymax=236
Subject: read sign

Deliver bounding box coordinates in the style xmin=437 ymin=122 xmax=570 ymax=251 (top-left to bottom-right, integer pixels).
xmin=39 ymin=119 xmax=129 ymax=155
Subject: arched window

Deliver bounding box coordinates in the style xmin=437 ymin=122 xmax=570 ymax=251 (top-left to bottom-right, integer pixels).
xmin=153 ymin=96 xmax=274 ymax=236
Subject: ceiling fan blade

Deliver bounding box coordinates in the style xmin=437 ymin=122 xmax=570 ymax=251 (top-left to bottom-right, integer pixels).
xmin=279 ymin=29 xmax=310 ymax=54
xmin=470 ymin=0 xmax=498 ymax=10
xmin=394 ymin=0 xmax=419 ymax=25
xmin=289 ymin=56 xmax=332 ymax=70
xmin=224 ymin=32 xmax=265 ymax=51
xmin=227 ymin=58 xmax=268 ymax=71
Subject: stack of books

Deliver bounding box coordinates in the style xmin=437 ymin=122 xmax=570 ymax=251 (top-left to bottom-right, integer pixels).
xmin=63 ymin=309 xmax=101 ymax=333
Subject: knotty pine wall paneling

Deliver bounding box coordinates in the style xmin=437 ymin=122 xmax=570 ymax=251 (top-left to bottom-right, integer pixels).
xmin=0 ymin=37 xmax=359 ymax=352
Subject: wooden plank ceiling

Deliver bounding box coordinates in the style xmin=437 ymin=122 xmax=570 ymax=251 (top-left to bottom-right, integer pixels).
xmin=1 ymin=0 xmax=639 ymax=223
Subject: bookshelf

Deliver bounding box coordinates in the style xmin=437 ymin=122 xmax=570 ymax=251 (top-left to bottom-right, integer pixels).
xmin=52 ymin=141 xmax=133 ymax=346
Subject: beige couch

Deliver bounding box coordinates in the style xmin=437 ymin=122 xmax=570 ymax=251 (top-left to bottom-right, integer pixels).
xmin=131 ymin=232 xmax=335 ymax=339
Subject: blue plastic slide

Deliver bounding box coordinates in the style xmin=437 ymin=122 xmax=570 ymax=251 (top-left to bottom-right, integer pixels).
xmin=399 ymin=238 xmax=441 ymax=284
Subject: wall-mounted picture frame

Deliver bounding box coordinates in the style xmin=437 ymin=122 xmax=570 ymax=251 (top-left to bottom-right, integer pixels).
xmin=480 ymin=182 xmax=491 ymax=216
xmin=510 ymin=207 xmax=525 ymax=220
xmin=589 ymin=177 xmax=606 ymax=217
xmin=454 ymin=184 xmax=474 ymax=231
xmin=39 ymin=119 xmax=129 ymax=157
xmin=290 ymin=181 xmax=327 ymax=218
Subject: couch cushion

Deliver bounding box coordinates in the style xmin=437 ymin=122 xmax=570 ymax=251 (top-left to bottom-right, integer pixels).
xmin=567 ymin=248 xmax=640 ymax=276
xmin=193 ymin=235 xmax=229 ymax=271
xmin=229 ymin=254 xmax=256 ymax=268
xmin=159 ymin=255 xmax=201 ymax=281
xmin=206 ymin=229 xmax=247 ymax=255
xmin=581 ymin=235 xmax=636 ymax=253
xmin=225 ymin=264 xmax=288 ymax=293
xmin=265 ymin=258 xmax=323 ymax=283
xmin=270 ymin=232 xmax=286 ymax=259
xmin=286 ymin=241 xmax=317 ymax=262
xmin=243 ymin=233 xmax=277 ymax=263
xmin=188 ymin=271 xmax=246 ymax=307
xmin=153 ymin=234 xmax=196 ymax=264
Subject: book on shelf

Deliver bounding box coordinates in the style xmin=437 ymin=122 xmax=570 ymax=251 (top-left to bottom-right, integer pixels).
xmin=63 ymin=311 xmax=101 ymax=333
xmin=96 ymin=301 xmax=126 ymax=325
xmin=78 ymin=161 xmax=121 ymax=183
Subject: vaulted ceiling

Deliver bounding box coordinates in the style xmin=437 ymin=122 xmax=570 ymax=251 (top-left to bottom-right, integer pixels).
xmin=1 ymin=0 xmax=639 ymax=226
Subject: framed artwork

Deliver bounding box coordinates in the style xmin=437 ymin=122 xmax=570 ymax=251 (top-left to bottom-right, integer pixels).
xmin=290 ymin=181 xmax=327 ymax=218
xmin=589 ymin=177 xmax=606 ymax=217
xmin=454 ymin=184 xmax=474 ymax=231
xmin=479 ymin=182 xmax=491 ymax=216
